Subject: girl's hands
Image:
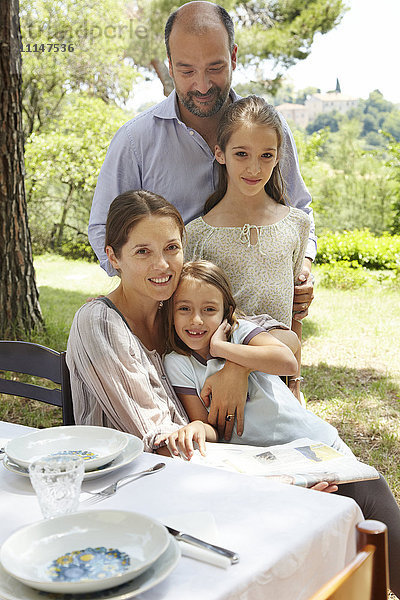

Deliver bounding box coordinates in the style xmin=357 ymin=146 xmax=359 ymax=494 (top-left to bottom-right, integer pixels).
xmin=164 ymin=421 xmax=208 ymax=460
xmin=209 ymin=319 xmax=231 ymax=357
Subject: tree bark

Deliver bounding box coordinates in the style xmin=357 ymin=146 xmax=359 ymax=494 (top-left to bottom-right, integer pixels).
xmin=0 ymin=0 xmax=43 ymax=338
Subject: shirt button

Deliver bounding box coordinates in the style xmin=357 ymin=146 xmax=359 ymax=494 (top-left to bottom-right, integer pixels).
xmin=189 ymin=130 xmax=194 ymax=135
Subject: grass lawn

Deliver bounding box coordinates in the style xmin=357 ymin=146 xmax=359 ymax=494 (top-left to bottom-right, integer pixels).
xmin=2 ymin=256 xmax=400 ymax=505
xmin=302 ymin=284 xmax=400 ymax=500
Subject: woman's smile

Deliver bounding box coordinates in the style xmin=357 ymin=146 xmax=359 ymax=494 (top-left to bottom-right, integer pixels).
xmin=148 ymin=275 xmax=173 ymax=286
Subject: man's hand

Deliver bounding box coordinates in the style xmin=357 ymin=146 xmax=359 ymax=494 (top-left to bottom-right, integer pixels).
xmin=200 ymin=362 xmax=249 ymax=441
xmin=293 ymin=258 xmax=314 ymax=321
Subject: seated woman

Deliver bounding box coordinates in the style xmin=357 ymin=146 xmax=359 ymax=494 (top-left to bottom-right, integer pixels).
xmin=66 ymin=190 xmax=400 ymax=596
xmin=66 ymin=189 xmax=278 ymax=450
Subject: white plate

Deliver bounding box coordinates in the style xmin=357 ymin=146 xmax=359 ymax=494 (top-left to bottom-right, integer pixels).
xmin=0 ymin=510 xmax=171 ymax=594
xmin=3 ymin=432 xmax=143 ymax=480
xmin=0 ymin=536 xmax=180 ymax=600
xmin=5 ymin=426 xmax=129 ymax=471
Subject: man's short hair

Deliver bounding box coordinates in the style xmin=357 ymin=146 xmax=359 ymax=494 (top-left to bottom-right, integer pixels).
xmin=164 ymin=4 xmax=235 ymax=59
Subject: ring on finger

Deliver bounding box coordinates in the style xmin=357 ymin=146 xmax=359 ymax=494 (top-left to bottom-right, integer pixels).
xmin=225 ymin=414 xmax=235 ymax=422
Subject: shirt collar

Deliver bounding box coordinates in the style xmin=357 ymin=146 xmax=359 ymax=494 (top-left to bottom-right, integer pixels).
xmin=191 ymin=350 xmax=215 ymax=365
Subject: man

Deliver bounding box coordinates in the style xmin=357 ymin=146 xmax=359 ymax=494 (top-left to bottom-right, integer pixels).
xmin=89 ymin=1 xmax=315 ymax=319
xmin=89 ymin=1 xmax=314 ymax=438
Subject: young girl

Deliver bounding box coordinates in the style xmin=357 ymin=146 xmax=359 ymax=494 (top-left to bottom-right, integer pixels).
xmin=184 ymin=96 xmax=311 ymax=397
xmin=161 ymin=260 xmax=345 ymax=461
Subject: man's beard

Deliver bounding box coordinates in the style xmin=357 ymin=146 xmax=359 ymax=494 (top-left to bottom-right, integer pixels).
xmin=177 ymin=83 xmax=230 ymax=118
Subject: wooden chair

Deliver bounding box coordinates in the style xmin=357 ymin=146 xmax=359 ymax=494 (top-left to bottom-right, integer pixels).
xmin=0 ymin=341 xmax=75 ymax=425
xmin=309 ymin=520 xmax=389 ymax=600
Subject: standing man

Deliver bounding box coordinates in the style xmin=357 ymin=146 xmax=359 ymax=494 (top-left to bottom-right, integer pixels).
xmin=89 ymin=1 xmax=315 ymax=438
xmin=89 ymin=1 xmax=315 ymax=321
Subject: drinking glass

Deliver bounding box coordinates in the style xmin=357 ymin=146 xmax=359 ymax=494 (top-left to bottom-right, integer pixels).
xmin=28 ymin=455 xmax=84 ymax=519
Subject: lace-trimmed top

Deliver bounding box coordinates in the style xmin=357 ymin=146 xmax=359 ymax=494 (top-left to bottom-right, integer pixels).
xmin=185 ymin=207 xmax=310 ymax=327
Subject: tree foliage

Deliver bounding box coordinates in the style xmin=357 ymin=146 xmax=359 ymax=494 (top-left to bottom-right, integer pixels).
xmin=385 ymin=135 xmax=400 ymax=234
xmin=125 ymin=0 xmax=347 ymax=95
xmin=25 ymin=94 xmax=128 ymax=257
xmin=20 ymin=0 xmax=138 ymax=135
xmin=299 ymin=120 xmax=396 ymax=234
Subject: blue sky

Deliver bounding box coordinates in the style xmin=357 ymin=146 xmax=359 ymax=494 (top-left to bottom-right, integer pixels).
xmin=130 ymin=0 xmax=400 ymax=109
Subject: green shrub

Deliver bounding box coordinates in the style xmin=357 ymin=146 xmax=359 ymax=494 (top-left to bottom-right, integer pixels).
xmin=60 ymin=238 xmax=97 ymax=262
xmin=316 ymin=230 xmax=400 ymax=270
xmin=317 ymin=262 xmax=370 ymax=290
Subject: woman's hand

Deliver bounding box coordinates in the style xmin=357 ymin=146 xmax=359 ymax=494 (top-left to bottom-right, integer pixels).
xmin=310 ymin=481 xmax=338 ymax=493
xmin=209 ymin=319 xmax=231 ymax=357
xmin=164 ymin=421 xmax=208 ymax=460
xmin=201 ymin=362 xmax=249 ymax=440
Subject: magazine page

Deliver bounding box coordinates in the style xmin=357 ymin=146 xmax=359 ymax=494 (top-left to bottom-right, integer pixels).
xmin=189 ymin=438 xmax=379 ymax=487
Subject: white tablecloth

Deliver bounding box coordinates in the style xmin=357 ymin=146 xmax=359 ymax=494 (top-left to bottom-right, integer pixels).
xmin=0 ymin=421 xmax=364 ymax=600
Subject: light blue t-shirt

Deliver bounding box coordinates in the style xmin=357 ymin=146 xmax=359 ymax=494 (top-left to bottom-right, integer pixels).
xmin=163 ymin=319 xmax=337 ymax=447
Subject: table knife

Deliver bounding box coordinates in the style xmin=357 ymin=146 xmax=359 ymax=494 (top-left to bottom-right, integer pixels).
xmin=165 ymin=525 xmax=239 ymax=564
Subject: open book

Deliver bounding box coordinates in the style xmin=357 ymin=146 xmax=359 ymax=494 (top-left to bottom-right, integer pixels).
xmin=189 ymin=438 xmax=379 ymax=488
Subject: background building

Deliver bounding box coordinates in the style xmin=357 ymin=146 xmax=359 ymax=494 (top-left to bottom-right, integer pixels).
xmin=276 ymin=82 xmax=359 ymax=128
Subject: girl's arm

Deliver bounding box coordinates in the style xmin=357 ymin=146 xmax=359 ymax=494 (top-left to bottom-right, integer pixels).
xmin=269 ymin=328 xmax=300 ymax=355
xmin=289 ymin=319 xmax=303 ymax=401
xmin=178 ymin=392 xmax=210 ymax=423
xmin=210 ymin=322 xmax=297 ymax=376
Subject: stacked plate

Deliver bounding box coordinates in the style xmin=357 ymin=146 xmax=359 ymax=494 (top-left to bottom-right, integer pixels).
xmin=0 ymin=510 xmax=181 ymax=600
xmin=2 ymin=426 xmax=144 ymax=480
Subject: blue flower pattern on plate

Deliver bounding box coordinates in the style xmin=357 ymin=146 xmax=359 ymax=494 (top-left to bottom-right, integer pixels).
xmin=47 ymin=548 xmax=130 ymax=582
xmin=51 ymin=450 xmax=98 ymax=461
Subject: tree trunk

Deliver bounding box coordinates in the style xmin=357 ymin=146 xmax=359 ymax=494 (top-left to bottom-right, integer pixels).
xmin=150 ymin=58 xmax=174 ymax=97
xmin=0 ymin=0 xmax=43 ymax=339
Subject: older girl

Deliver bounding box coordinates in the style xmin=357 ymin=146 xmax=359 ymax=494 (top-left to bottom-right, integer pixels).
xmin=185 ymin=96 xmax=311 ymax=397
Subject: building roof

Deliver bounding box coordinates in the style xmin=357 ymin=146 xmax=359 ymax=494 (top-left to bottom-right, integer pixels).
xmin=309 ymin=92 xmax=358 ymax=102
xmin=276 ymin=103 xmax=306 ymax=111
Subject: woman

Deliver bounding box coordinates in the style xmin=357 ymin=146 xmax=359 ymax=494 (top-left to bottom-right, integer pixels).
xmin=67 ymin=190 xmax=400 ymax=594
xmin=67 ymin=190 xmax=265 ymax=450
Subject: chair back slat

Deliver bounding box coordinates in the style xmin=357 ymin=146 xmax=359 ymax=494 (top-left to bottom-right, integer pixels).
xmin=311 ymin=548 xmax=374 ymax=600
xmin=0 ymin=341 xmax=74 ymax=425
xmin=0 ymin=341 xmax=61 ymax=382
xmin=356 ymin=520 xmax=389 ymax=600
xmin=0 ymin=378 xmax=63 ymax=407
xmin=308 ymin=520 xmax=388 ymax=600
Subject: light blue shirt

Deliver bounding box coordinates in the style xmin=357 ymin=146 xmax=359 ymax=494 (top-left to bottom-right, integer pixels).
xmin=163 ymin=319 xmax=337 ymax=448
xmin=89 ymin=90 xmax=316 ymax=276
